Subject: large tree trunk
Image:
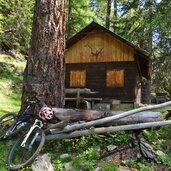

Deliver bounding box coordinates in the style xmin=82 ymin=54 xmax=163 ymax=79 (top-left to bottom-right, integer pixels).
xmin=20 ymin=0 xmax=66 ymax=110
xmin=142 ymin=0 xmax=153 ymax=104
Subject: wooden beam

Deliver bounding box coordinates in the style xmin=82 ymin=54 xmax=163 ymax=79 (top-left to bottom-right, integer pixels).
xmin=66 ymin=88 xmax=91 ymax=94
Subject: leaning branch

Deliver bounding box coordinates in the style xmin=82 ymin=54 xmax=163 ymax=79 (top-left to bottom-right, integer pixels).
xmin=45 ymin=120 xmax=171 ymax=140
xmin=62 ymin=101 xmax=171 ymax=132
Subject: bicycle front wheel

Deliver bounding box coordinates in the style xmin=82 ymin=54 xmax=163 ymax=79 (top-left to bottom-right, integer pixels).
xmin=0 ymin=112 xmax=16 ymax=140
xmin=8 ymin=127 xmax=45 ymax=170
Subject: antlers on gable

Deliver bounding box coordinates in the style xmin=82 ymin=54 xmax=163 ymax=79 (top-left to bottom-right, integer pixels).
xmin=86 ymin=44 xmax=103 ymax=59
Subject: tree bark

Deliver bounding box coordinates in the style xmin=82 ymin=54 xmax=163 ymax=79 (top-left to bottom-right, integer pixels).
xmin=113 ymin=0 xmax=117 ymax=32
xmin=20 ymin=0 xmax=66 ymax=111
xmin=142 ymin=0 xmax=153 ymax=104
xmin=66 ymin=0 xmax=72 ymax=40
xmin=105 ymin=0 xmax=111 ymax=29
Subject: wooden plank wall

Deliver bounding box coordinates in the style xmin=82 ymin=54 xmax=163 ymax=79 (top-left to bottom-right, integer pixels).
xmin=65 ymin=33 xmax=134 ymax=64
xmin=106 ymin=69 xmax=124 ymax=87
xmin=70 ymin=70 xmax=86 ymax=87
xmin=65 ymin=62 xmax=138 ymax=102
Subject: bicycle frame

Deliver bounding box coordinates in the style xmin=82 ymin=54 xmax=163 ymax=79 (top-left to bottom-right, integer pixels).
xmin=21 ymin=119 xmax=43 ymax=148
xmin=1 ymin=100 xmax=38 ymax=140
xmin=3 ymin=105 xmax=32 ymax=138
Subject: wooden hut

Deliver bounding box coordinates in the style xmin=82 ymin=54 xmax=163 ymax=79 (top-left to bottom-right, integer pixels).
xmin=65 ymin=21 xmax=151 ymax=105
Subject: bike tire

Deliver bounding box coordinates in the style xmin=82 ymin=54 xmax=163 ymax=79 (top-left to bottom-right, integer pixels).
xmin=8 ymin=127 xmax=45 ymax=170
xmin=0 ymin=112 xmax=16 ymax=140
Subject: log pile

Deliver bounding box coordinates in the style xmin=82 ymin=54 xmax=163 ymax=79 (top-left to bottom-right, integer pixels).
xmin=45 ymin=101 xmax=171 ymax=140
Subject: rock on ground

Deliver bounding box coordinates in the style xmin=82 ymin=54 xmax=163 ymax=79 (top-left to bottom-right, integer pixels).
xmin=31 ymin=154 xmax=54 ymax=171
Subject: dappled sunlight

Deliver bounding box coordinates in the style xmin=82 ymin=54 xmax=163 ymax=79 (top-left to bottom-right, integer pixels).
xmin=0 ymin=54 xmax=24 ymax=116
xmin=0 ymin=94 xmax=21 ymax=116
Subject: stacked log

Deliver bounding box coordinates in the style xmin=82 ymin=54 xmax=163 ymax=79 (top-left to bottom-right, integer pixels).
xmin=45 ymin=101 xmax=171 ymax=140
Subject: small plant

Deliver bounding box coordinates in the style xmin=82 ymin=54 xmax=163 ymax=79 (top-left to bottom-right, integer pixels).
xmin=123 ymin=160 xmax=154 ymax=171
xmin=155 ymin=155 xmax=171 ymax=169
xmin=99 ymin=162 xmax=119 ymax=171
xmin=60 ymin=156 xmax=72 ymax=163
xmin=53 ymin=160 xmax=64 ymax=171
xmin=138 ymin=163 xmax=154 ymax=171
xmin=73 ymin=147 xmax=100 ymax=171
xmin=122 ymin=160 xmax=137 ymax=168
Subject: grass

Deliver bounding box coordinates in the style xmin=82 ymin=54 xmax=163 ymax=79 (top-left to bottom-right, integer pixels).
xmin=0 ymin=141 xmax=12 ymax=171
xmin=0 ymin=93 xmax=21 ymax=115
xmin=0 ymin=54 xmax=25 ymax=116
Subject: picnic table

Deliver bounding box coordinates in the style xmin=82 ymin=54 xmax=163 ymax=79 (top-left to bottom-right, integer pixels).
xmin=65 ymin=88 xmax=102 ymax=109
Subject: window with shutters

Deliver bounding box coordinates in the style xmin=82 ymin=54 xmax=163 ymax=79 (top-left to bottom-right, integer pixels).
xmin=106 ymin=69 xmax=124 ymax=87
xmin=70 ymin=70 xmax=86 ymax=87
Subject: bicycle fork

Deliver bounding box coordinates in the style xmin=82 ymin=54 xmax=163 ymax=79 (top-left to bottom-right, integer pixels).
xmin=21 ymin=119 xmax=43 ymax=149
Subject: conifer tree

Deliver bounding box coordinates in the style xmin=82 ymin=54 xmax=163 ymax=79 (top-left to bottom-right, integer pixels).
xmin=21 ymin=0 xmax=66 ymax=110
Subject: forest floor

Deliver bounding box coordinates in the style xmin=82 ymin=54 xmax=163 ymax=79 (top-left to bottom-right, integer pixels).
xmin=1 ymin=54 xmax=171 ymax=171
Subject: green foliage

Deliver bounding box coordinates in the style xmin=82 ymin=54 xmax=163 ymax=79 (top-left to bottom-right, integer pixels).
xmin=66 ymin=0 xmax=94 ymax=39
xmin=155 ymin=155 xmax=171 ymax=169
xmin=0 ymin=54 xmax=25 ymax=115
xmin=143 ymin=129 xmax=165 ymax=150
xmin=0 ymin=0 xmax=34 ymax=53
xmin=123 ymin=160 xmax=154 ymax=171
xmin=99 ymin=162 xmax=119 ymax=171
xmin=42 ymin=134 xmax=130 ymax=170
xmin=0 ymin=140 xmax=15 ymax=171
xmin=137 ymin=163 xmax=154 ymax=171
xmin=53 ymin=160 xmax=64 ymax=171
xmin=72 ymin=147 xmax=100 ymax=171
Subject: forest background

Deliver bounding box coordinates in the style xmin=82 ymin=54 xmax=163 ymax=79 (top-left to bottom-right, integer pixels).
xmin=0 ymin=0 xmax=171 ymax=99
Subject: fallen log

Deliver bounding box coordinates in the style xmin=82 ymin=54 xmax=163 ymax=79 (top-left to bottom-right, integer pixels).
xmin=52 ymin=101 xmax=171 ymax=132
xmin=52 ymin=110 xmax=161 ymax=127
xmin=108 ymin=111 xmax=162 ymax=125
xmin=52 ymin=108 xmax=107 ymax=122
xmin=45 ymin=120 xmax=171 ymax=140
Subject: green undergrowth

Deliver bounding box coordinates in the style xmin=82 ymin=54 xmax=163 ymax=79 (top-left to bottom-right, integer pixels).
xmin=0 ymin=54 xmax=25 ymax=116
xmin=0 ymin=140 xmax=14 ymax=171
xmin=41 ymin=134 xmax=128 ymax=171
xmin=1 ymin=129 xmax=171 ymax=171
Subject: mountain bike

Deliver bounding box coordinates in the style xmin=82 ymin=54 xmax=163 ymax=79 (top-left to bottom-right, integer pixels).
xmin=0 ymin=97 xmax=40 ymax=140
xmin=7 ymin=98 xmax=60 ymax=170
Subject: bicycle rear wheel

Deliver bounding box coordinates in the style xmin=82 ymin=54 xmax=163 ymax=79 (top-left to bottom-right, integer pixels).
xmin=0 ymin=112 xmax=16 ymax=140
xmin=8 ymin=127 xmax=45 ymax=170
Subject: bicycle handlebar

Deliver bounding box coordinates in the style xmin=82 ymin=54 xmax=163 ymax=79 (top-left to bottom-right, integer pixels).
xmin=26 ymin=96 xmax=40 ymax=104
